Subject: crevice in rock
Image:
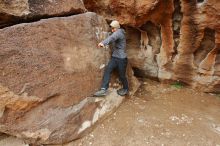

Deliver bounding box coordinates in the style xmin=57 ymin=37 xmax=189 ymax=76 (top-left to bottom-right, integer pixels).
xmin=132 ymin=67 xmax=146 ymax=78
xmin=0 ymin=10 xmax=86 ymax=29
xmin=197 ymin=0 xmax=204 ymax=3
xmin=194 ymin=28 xmax=216 ymax=67
xmin=172 ymin=0 xmax=183 ymax=61
xmin=132 ymin=67 xmax=159 ymax=81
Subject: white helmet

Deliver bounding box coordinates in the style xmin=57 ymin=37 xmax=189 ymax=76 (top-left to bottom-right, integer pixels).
xmin=110 ymin=20 xmax=120 ymax=29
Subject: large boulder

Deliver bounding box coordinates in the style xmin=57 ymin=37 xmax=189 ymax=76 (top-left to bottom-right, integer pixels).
xmin=84 ymin=0 xmax=220 ymax=92
xmin=0 ymin=12 xmax=139 ymax=145
xmin=0 ymin=0 xmax=87 ymax=27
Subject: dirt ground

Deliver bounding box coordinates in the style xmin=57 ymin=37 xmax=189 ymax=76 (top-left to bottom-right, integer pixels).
xmin=70 ymin=79 xmax=220 ymax=146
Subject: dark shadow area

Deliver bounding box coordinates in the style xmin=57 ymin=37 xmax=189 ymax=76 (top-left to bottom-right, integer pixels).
xmin=132 ymin=67 xmax=159 ymax=81
xmin=172 ymin=0 xmax=183 ymax=61
xmin=197 ymin=0 xmax=204 ymax=3
xmin=0 ymin=10 xmax=84 ymax=29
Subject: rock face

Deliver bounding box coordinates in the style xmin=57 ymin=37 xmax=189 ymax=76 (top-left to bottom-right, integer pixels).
xmin=0 ymin=12 xmax=139 ymax=144
xmin=84 ymin=0 xmax=220 ymax=92
xmin=0 ymin=0 xmax=87 ymax=28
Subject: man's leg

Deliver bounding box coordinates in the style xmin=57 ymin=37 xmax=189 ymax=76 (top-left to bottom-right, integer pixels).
xmin=117 ymin=58 xmax=129 ymax=96
xmin=94 ymin=58 xmax=117 ymax=97
xmin=101 ymin=58 xmax=117 ymax=89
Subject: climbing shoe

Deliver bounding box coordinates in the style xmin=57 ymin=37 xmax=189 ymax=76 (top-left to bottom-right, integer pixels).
xmin=94 ymin=88 xmax=107 ymax=97
xmin=117 ymin=88 xmax=128 ymax=96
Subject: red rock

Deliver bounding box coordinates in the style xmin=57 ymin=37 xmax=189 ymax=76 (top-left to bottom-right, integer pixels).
xmin=0 ymin=12 xmax=139 ymax=144
xmin=0 ymin=0 xmax=86 ymax=27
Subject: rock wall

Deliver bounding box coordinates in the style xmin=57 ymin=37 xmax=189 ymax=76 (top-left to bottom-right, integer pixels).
xmin=84 ymin=0 xmax=220 ymax=92
xmin=0 ymin=0 xmax=87 ymax=28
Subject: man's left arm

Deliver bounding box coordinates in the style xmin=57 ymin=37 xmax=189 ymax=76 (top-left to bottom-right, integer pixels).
xmin=98 ymin=32 xmax=119 ymax=48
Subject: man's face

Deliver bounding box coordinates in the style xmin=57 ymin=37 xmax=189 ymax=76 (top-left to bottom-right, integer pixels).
xmin=111 ymin=27 xmax=116 ymax=32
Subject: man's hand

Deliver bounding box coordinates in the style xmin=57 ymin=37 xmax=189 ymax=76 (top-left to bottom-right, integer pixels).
xmin=98 ymin=42 xmax=104 ymax=48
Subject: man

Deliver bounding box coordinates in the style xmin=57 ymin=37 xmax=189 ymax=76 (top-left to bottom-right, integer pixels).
xmin=94 ymin=20 xmax=129 ymax=97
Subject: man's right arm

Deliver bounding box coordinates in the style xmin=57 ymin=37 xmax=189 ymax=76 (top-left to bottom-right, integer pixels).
xmin=101 ymin=31 xmax=119 ymax=46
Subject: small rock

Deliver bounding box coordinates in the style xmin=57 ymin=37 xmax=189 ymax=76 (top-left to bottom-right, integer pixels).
xmin=137 ymin=118 xmax=144 ymax=123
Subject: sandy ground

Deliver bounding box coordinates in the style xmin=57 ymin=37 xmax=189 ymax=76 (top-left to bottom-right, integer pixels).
xmin=70 ymin=79 xmax=220 ymax=146
xmin=1 ymin=79 xmax=220 ymax=146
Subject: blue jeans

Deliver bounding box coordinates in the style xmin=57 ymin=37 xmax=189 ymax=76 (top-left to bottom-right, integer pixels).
xmin=101 ymin=57 xmax=128 ymax=90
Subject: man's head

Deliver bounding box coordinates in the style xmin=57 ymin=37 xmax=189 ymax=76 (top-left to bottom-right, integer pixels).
xmin=110 ymin=20 xmax=120 ymax=32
